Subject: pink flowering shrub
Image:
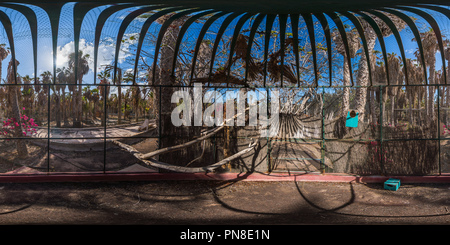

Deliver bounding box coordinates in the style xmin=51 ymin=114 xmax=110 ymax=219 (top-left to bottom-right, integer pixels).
xmin=1 ymin=107 xmax=38 ymax=138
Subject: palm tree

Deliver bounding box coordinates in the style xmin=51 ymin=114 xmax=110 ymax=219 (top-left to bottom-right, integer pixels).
xmin=131 ymin=86 xmax=141 ymax=122
xmin=355 ymin=14 xmax=406 ymax=122
xmin=6 ymin=59 xmax=28 ymax=158
xmin=0 ymin=43 xmax=9 ymax=121
xmin=21 ymin=75 xmax=33 ymax=118
xmin=56 ymin=67 xmax=70 ymax=126
xmin=91 ymin=88 xmax=100 ymax=120
xmin=404 ymin=58 xmax=424 ymax=125
xmin=444 ymin=42 xmax=450 ymax=124
xmin=332 ymin=29 xmax=361 ymax=117
xmin=97 ymin=72 xmax=110 ymax=127
xmin=103 ymin=65 xmax=123 ymax=124
xmin=386 ymin=53 xmax=403 ymax=126
xmin=414 ymin=29 xmax=439 ymax=124
xmin=40 ymin=71 xmax=52 ymax=125
xmin=0 ymin=44 xmax=9 ymax=82
xmin=68 ymin=50 xmax=90 ymax=127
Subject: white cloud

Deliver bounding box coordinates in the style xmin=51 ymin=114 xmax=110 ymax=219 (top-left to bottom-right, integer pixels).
xmin=55 ymin=35 xmax=139 ymax=73
xmin=405 ymin=48 xmax=415 ymax=54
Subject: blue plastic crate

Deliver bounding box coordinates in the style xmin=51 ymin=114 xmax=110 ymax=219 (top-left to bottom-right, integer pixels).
xmin=384 ymin=178 xmax=401 ymax=191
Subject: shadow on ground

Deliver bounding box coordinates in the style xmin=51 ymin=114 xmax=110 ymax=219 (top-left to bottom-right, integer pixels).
xmin=0 ymin=178 xmax=448 ymax=225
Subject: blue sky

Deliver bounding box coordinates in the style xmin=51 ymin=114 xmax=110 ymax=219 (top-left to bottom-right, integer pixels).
xmin=0 ymin=4 xmax=449 ymax=86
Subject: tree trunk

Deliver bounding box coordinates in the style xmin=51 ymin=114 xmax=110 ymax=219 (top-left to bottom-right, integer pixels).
xmin=7 ymin=60 xmax=28 ymax=158
xmin=342 ymin=58 xmax=350 ymax=116
xmin=390 ymin=95 xmax=395 ymax=126
xmin=429 ymin=65 xmax=436 ymax=124
xmin=155 ymin=17 xmax=201 ymax=166
xmin=118 ymin=86 xmax=122 ymax=124
xmin=55 ymin=93 xmax=61 ymax=127
xmin=78 ymin=80 xmax=83 ymax=125
xmin=355 ymin=34 xmax=377 ymax=122
xmin=370 ymin=89 xmax=377 ymax=125
xmin=409 ymin=92 xmax=414 ymax=125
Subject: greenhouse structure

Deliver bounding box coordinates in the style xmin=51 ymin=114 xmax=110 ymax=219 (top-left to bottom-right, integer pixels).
xmin=0 ymin=0 xmax=449 ymax=182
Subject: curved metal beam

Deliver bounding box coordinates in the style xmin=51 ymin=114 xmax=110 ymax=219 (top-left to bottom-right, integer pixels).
xmin=33 ymin=3 xmax=64 ymax=85
xmin=289 ymin=14 xmax=301 ymax=86
xmin=339 ymin=11 xmax=373 ymax=86
xmin=225 ymin=12 xmax=254 ymax=85
xmin=244 ymin=13 xmax=266 ymax=83
xmin=133 ymin=6 xmax=185 ymax=85
xmin=302 ymin=13 xmax=319 ymax=86
xmin=207 ymin=12 xmax=243 ymax=84
xmin=365 ymin=9 xmax=409 ymax=85
xmin=171 ymin=9 xmax=219 ymax=77
xmin=151 ymin=7 xmax=202 ymax=84
xmin=188 ymin=11 xmax=229 ymax=85
xmin=94 ymin=3 xmax=137 ymax=84
xmin=263 ymin=14 xmax=276 ymax=87
xmin=0 ymin=10 xmax=17 ymax=84
xmin=115 ymin=5 xmax=172 ymax=85
xmin=356 ymin=11 xmax=391 ymax=86
xmin=0 ymin=3 xmax=38 ymax=84
xmin=380 ymin=7 xmax=428 ymax=84
xmin=278 ymin=14 xmax=288 ymax=87
xmin=326 ymin=12 xmax=354 ymax=86
xmin=395 ymin=5 xmax=447 ymax=85
xmin=314 ymin=13 xmax=333 ymax=86
xmin=73 ymin=3 xmax=104 ymax=85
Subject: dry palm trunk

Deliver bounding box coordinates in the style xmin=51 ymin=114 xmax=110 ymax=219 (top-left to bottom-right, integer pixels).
xmin=342 ymin=58 xmax=350 ymax=117
xmin=332 ymin=30 xmax=360 ymax=120
xmin=154 ymin=15 xmax=202 ymax=166
xmin=356 ymin=14 xmax=406 ymax=122
xmin=7 ymin=59 xmax=28 ymax=158
xmin=117 ymin=68 xmax=122 ymax=125
xmin=428 ymin=64 xmax=436 ymax=123
xmin=110 ymin=137 xmax=259 ymax=173
xmin=355 ymin=33 xmax=377 ymax=122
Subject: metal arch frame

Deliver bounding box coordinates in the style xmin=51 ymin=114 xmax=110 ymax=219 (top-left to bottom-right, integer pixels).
xmin=225 ymin=12 xmax=255 ymax=85
xmin=366 ymin=9 xmax=409 ymax=85
xmin=133 ymin=5 xmax=186 ymax=84
xmin=314 ymin=13 xmax=333 ymax=86
xmin=0 ymin=2 xmax=447 ymax=88
xmin=94 ymin=3 xmax=139 ymax=85
xmin=394 ymin=5 xmax=447 ymax=84
xmin=302 ymin=13 xmax=319 ymax=86
xmin=170 ymin=9 xmax=220 ymax=78
xmin=188 ymin=11 xmax=230 ymax=85
xmin=207 ymin=11 xmax=243 ymax=84
xmin=117 ymin=5 xmax=178 ymax=85
xmin=0 ymin=2 xmax=448 ymax=178
xmin=338 ymin=11 xmax=374 ymax=86
xmin=244 ymin=13 xmax=266 ymax=83
xmin=380 ymin=7 xmax=428 ymax=84
xmin=355 ymin=11 xmax=391 ymax=86
xmin=326 ymin=11 xmax=355 ymax=86
xmin=263 ymin=14 xmax=275 ymax=87
xmin=0 ymin=3 xmax=38 ymax=85
xmin=0 ymin=10 xmax=17 ymax=84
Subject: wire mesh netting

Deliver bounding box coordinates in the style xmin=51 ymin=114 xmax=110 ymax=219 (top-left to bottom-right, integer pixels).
xmin=0 ymin=2 xmax=449 ymax=177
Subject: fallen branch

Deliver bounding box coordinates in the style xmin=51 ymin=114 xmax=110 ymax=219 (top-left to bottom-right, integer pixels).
xmin=141 ymin=106 xmax=251 ymax=160
xmin=109 ymin=138 xmax=259 ymax=173
xmin=141 ymin=125 xmax=225 ymax=159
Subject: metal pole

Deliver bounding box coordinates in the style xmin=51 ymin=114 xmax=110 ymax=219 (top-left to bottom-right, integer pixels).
xmin=47 ymin=83 xmax=50 ymax=173
xmin=380 ymin=86 xmax=384 ymax=174
xmin=321 ymin=87 xmax=325 ymax=174
xmin=103 ymin=83 xmax=107 ymax=173
xmin=267 ymin=87 xmax=271 ymax=172
xmin=438 ymin=84 xmax=442 ymax=175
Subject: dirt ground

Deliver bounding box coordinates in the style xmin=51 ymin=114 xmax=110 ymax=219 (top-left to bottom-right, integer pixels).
xmin=0 ymin=179 xmax=448 ymax=226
